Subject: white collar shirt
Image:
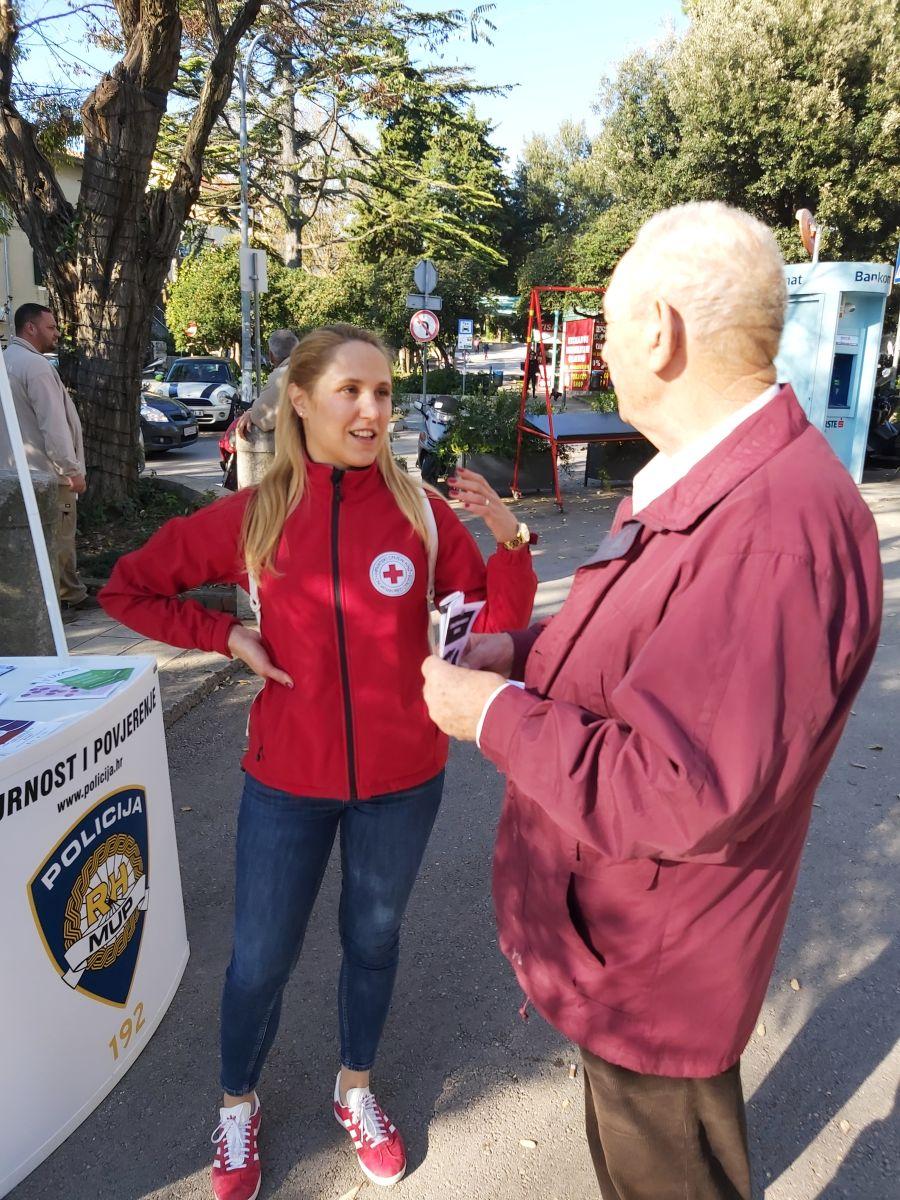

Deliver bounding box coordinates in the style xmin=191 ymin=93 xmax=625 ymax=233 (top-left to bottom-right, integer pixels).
xmin=631 ymin=384 xmax=781 ymax=516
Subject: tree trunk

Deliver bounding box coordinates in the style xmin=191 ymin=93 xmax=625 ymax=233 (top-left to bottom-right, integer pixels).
xmin=0 ymin=0 xmax=263 ymax=508
xmin=280 ymin=58 xmax=303 ymax=268
xmin=61 ymin=64 xmax=178 ymax=504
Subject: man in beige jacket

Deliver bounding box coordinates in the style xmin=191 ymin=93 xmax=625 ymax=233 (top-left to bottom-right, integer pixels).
xmin=234 ymin=328 xmax=298 ymax=439
xmin=4 ymin=303 xmax=95 ymax=609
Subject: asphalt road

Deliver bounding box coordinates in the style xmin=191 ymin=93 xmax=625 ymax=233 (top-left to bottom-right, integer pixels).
xmin=144 ymin=430 xmax=226 ymax=495
xmin=12 ymin=480 xmax=900 ymax=1200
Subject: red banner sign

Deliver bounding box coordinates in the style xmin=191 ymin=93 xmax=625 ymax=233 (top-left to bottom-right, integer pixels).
xmin=562 ymin=318 xmax=594 ymax=393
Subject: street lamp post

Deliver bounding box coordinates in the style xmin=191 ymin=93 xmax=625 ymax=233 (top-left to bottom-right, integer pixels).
xmin=237 ymin=32 xmax=266 ymax=411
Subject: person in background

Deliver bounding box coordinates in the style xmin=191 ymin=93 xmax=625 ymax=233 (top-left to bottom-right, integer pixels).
xmin=3 ymin=303 xmax=98 ymax=612
xmin=235 ymin=328 xmax=299 ymax=440
xmin=527 ymin=353 xmax=540 ymax=398
xmin=100 ymin=323 xmax=536 ymax=1200
xmin=421 ymin=202 xmax=883 ymax=1200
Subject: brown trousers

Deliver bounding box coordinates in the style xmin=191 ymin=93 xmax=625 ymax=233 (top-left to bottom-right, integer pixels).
xmin=582 ymin=1048 xmax=752 ymax=1200
xmin=58 ymin=490 xmax=87 ymax=605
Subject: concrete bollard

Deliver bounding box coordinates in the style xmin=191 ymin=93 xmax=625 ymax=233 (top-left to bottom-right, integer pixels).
xmin=0 ymin=470 xmax=60 ymax=655
xmin=235 ymin=428 xmax=275 ymax=621
xmin=236 ymin=426 xmax=276 ymax=490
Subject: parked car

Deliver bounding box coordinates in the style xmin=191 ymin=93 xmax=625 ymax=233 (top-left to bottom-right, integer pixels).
xmin=143 ymin=356 xmax=240 ymax=430
xmin=140 ymin=395 xmax=199 ymax=455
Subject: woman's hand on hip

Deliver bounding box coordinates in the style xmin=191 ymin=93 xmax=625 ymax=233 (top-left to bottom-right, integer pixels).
xmin=227 ymin=624 xmax=294 ymax=688
xmin=448 ymin=466 xmax=518 ymax=544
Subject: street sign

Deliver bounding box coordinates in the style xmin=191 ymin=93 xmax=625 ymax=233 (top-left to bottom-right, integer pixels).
xmin=893 ymin=242 xmax=900 ymax=286
xmin=239 ymin=246 xmax=269 ymax=294
xmin=413 ymin=258 xmax=438 ymax=295
xmin=457 ymin=335 xmax=473 ymax=349
xmin=458 ymin=318 xmax=474 ymax=336
xmin=410 ymin=309 xmax=440 ymax=343
xmin=406 ymin=293 xmax=442 ymax=311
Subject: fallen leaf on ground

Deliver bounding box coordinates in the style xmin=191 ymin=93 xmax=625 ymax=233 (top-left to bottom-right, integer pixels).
xmin=869 ymin=744 xmax=883 ymax=751
xmin=180 ymin=806 xmax=193 ymax=812
xmin=789 ymin=978 xmax=801 ymax=991
xmin=756 ymin=1023 xmax=766 ymax=1037
xmin=849 ymin=762 xmax=867 ymax=769
xmin=520 ymin=1138 xmax=538 ymax=1149
xmin=838 ymin=1119 xmax=851 ymax=1134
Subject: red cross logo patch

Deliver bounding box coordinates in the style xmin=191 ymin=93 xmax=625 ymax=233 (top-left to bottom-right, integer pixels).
xmin=369 ymin=552 xmax=415 ymax=597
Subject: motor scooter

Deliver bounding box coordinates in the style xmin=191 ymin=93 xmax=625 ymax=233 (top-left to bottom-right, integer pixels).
xmin=866 ymin=382 xmax=900 ymax=465
xmin=415 ymin=394 xmax=460 ymax=485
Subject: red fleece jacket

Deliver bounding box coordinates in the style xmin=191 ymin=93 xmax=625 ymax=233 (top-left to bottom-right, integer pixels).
xmin=100 ymin=460 xmax=536 ymax=799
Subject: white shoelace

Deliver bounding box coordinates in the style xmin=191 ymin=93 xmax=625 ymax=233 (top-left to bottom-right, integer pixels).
xmin=352 ymin=1091 xmax=389 ymax=1148
xmin=212 ymin=1109 xmax=251 ymax=1170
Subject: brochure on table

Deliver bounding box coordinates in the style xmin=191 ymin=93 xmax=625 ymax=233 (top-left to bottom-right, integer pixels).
xmin=0 ymin=656 xmax=189 ymax=1197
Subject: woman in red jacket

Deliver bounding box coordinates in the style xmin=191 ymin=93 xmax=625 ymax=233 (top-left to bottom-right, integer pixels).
xmin=100 ymin=324 xmax=536 ymax=1200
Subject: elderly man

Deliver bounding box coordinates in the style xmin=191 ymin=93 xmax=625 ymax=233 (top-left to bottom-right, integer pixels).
xmin=235 ymin=328 xmax=298 ymax=440
xmin=422 ymin=202 xmax=882 ymax=1199
xmin=3 ymin=303 xmax=97 ymax=610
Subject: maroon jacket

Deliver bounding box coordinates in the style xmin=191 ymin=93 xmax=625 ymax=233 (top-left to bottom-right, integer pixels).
xmin=480 ymin=387 xmax=882 ymax=1077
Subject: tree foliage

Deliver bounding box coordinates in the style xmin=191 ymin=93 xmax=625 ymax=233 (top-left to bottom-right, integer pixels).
xmin=504 ymin=0 xmax=900 ymax=293
xmin=0 ymin=0 xmax=501 ymax=503
xmin=595 ymin=0 xmax=900 ymax=263
xmin=164 ymin=241 xmax=314 ymax=352
xmin=350 ymin=92 xmax=508 ymax=270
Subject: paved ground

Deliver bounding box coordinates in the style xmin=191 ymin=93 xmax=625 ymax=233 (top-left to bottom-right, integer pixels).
xmin=29 ymin=438 xmax=899 ymax=1199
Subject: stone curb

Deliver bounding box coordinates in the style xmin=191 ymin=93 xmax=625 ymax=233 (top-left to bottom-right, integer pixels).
xmin=160 ymin=654 xmax=246 ymax=730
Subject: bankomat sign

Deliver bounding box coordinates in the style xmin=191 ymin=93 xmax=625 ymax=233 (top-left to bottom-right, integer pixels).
xmin=853 ymin=269 xmax=890 ymax=285
xmin=28 ymin=786 xmax=150 ymax=1006
xmin=785 ymin=265 xmax=891 ymax=294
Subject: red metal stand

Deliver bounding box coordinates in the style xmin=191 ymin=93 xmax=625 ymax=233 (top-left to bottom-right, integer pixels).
xmin=512 ymin=286 xmax=606 ymax=511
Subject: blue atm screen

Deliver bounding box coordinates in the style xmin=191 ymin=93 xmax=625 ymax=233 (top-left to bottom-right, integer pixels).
xmin=829 ymin=354 xmax=853 ymax=409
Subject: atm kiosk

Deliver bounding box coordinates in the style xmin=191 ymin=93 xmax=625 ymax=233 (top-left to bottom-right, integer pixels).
xmin=775 ymin=261 xmax=891 ymax=482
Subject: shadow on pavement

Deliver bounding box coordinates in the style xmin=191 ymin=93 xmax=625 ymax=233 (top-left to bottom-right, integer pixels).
xmin=815 ymin=1083 xmax=899 ymax=1199
xmin=748 ymin=941 xmax=900 ymax=1191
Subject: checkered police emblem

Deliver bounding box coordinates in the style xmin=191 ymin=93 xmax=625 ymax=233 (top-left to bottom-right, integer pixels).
xmin=28 ymin=786 xmax=149 ymax=1007
xmin=370 ymin=551 xmax=415 ymax=597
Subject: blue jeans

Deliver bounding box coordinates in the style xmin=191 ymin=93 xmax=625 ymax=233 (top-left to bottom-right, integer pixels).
xmin=220 ymin=770 xmax=445 ymax=1095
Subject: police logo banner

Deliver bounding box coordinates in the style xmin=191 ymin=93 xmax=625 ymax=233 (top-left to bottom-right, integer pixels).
xmin=28 ymin=787 xmax=149 ymax=1006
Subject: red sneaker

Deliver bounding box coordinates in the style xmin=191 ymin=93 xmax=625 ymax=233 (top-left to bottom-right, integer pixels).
xmin=333 ymin=1073 xmax=406 ymax=1186
xmin=211 ymin=1097 xmax=262 ymax=1200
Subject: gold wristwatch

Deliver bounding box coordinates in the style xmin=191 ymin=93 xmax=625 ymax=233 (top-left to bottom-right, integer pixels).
xmin=501 ymin=522 xmax=530 ymax=551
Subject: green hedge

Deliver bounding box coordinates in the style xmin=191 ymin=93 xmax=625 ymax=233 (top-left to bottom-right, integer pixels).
xmin=448 ymin=390 xmax=550 ymax=461
xmin=393 ymin=366 xmax=500 ymax=395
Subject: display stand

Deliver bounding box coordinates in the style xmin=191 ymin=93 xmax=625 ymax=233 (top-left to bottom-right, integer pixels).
xmin=0 ymin=356 xmax=189 ymax=1196
xmin=512 ymin=286 xmax=644 ymax=511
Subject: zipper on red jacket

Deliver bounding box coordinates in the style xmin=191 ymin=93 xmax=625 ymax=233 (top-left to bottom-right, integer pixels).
xmin=331 ymin=468 xmax=358 ymax=800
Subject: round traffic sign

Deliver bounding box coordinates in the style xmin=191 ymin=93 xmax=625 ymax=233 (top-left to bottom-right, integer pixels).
xmin=410 ymin=309 xmax=440 ymax=343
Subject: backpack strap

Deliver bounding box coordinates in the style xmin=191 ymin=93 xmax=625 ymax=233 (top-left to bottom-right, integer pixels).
xmin=248 ymin=573 xmax=261 ymax=620
xmin=420 ymin=486 xmax=438 ymax=606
